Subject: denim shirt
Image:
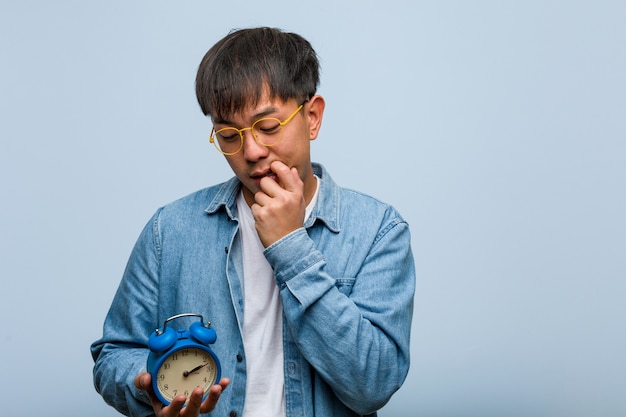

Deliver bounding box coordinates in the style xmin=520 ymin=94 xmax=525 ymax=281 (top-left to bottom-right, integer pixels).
xmin=91 ymin=163 xmax=415 ymax=417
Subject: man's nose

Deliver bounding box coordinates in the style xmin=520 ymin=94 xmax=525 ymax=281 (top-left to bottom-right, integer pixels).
xmin=241 ymin=129 xmax=269 ymax=160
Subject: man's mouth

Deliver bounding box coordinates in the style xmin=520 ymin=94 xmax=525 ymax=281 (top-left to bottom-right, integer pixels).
xmin=251 ymin=169 xmax=278 ymax=183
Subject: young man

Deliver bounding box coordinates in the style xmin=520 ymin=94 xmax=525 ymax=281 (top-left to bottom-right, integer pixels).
xmin=91 ymin=27 xmax=415 ymax=417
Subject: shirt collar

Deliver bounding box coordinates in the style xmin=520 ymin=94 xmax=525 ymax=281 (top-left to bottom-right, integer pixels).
xmin=204 ymin=163 xmax=341 ymax=233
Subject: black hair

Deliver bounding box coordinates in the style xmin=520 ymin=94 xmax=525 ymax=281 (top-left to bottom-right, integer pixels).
xmin=195 ymin=27 xmax=320 ymax=120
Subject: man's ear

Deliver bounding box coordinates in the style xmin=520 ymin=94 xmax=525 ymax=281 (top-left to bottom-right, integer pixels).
xmin=306 ymin=95 xmax=325 ymax=141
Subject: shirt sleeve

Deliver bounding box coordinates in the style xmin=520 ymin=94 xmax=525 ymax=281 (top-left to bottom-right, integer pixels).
xmin=90 ymin=212 xmax=161 ymax=417
xmin=264 ymin=210 xmax=415 ymax=415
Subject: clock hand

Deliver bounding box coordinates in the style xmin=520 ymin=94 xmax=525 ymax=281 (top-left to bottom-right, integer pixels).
xmin=183 ymin=362 xmax=209 ymax=377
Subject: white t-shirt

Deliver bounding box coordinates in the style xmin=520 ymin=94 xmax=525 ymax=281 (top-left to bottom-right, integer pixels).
xmin=237 ymin=177 xmax=319 ymax=417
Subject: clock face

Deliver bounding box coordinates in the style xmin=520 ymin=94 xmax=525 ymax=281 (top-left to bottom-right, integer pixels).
xmin=155 ymin=346 xmax=219 ymax=404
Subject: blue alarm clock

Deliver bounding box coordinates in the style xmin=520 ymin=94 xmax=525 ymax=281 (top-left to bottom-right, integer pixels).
xmin=147 ymin=313 xmax=221 ymax=406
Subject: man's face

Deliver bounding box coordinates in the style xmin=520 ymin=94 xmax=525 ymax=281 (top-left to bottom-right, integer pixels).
xmin=211 ymin=91 xmax=323 ymax=207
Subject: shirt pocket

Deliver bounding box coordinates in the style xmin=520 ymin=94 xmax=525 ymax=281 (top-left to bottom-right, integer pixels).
xmin=335 ymin=277 xmax=356 ymax=296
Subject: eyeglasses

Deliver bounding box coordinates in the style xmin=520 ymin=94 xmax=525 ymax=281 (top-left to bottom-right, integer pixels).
xmin=209 ymin=103 xmax=305 ymax=155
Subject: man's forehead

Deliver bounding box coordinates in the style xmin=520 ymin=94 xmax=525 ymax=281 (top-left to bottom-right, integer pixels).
xmin=211 ymin=96 xmax=293 ymax=125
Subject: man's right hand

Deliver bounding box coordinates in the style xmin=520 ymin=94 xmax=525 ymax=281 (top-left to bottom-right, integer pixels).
xmin=134 ymin=372 xmax=230 ymax=417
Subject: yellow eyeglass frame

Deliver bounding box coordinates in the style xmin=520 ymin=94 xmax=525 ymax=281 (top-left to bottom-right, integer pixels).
xmin=209 ymin=103 xmax=305 ymax=156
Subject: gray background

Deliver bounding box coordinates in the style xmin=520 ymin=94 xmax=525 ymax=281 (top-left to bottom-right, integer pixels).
xmin=1 ymin=1 xmax=624 ymax=416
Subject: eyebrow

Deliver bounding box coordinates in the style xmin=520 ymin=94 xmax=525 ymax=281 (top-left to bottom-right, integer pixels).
xmin=213 ymin=105 xmax=281 ymax=126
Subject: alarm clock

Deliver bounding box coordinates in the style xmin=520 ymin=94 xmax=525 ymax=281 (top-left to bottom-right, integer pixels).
xmin=147 ymin=313 xmax=221 ymax=406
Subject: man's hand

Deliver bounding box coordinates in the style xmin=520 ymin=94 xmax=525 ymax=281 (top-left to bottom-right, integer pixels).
xmin=251 ymin=160 xmax=306 ymax=247
xmin=134 ymin=372 xmax=230 ymax=417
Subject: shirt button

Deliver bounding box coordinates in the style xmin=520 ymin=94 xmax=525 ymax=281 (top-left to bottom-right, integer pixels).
xmin=236 ymin=354 xmax=243 ymax=362
xmin=229 ymin=411 xmax=237 ymax=417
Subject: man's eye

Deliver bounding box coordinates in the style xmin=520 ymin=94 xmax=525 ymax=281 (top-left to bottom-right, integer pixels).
xmin=218 ymin=132 xmax=239 ymax=142
xmin=254 ymin=119 xmax=281 ymax=135
xmin=259 ymin=125 xmax=281 ymax=134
